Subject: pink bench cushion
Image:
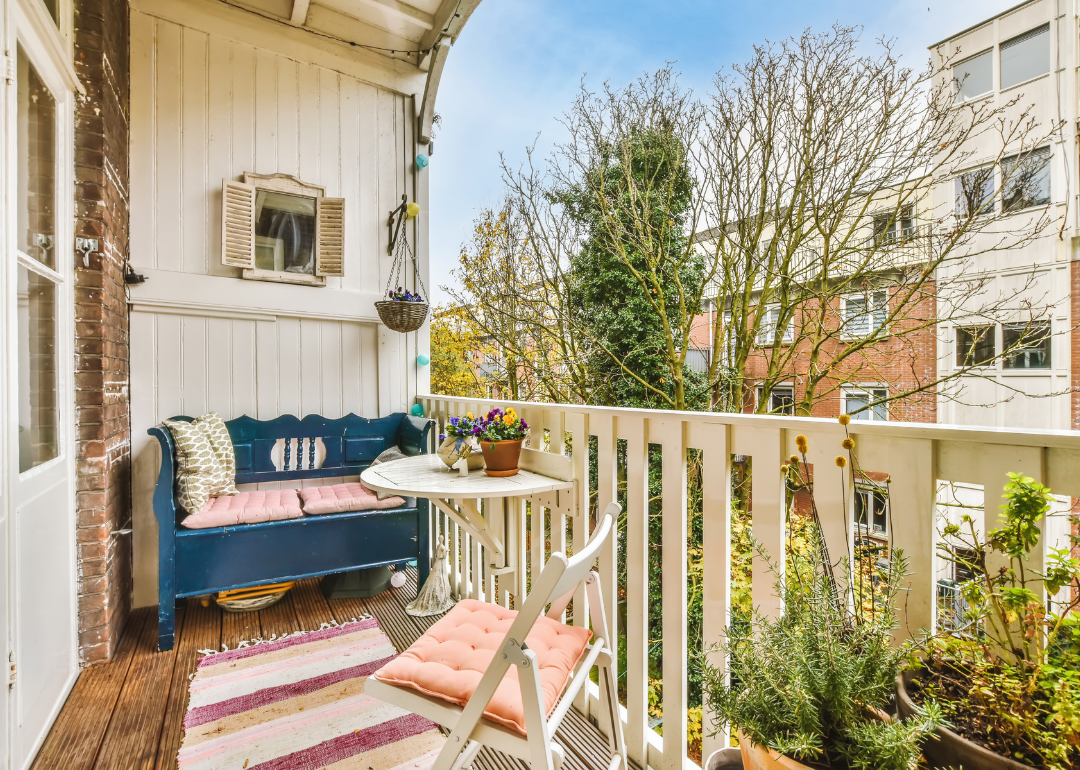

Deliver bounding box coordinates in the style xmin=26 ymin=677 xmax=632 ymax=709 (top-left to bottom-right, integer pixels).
xmin=180 ymin=489 xmax=303 ymax=529
xmin=372 ymin=599 xmax=592 ymax=735
xmin=298 ymin=482 xmax=405 ymax=514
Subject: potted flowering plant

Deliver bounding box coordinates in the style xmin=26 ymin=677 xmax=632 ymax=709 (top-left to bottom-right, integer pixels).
xmin=476 ymin=407 xmax=529 ymax=477
xmin=375 ymin=286 xmax=429 ymax=332
xmin=437 ymin=412 xmax=485 ymax=471
xmin=897 ymin=473 xmax=1080 ymax=770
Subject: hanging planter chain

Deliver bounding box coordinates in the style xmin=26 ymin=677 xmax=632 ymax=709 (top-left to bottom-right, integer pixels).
xmin=377 ymin=194 xmax=429 ymax=333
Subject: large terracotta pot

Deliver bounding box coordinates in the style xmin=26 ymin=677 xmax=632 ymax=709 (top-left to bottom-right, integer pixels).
xmin=480 ymin=439 xmax=523 ymax=476
xmin=738 ymin=733 xmax=811 ymax=770
xmin=896 ymin=671 xmax=1034 ymax=770
xmin=437 ymin=435 xmax=484 ymax=471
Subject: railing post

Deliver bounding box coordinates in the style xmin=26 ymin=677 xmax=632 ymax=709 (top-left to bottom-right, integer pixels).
xmin=688 ymin=421 xmax=732 ymax=758
xmin=594 ymin=412 xmax=619 ymax=743
xmin=734 ymin=425 xmax=786 ymax=619
xmin=622 ymin=414 xmax=650 ymax=770
xmin=567 ymin=410 xmax=591 ymax=718
xmin=657 ymin=418 xmax=688 ymax=770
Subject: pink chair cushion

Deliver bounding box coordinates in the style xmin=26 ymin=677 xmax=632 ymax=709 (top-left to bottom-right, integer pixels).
xmin=372 ymin=599 xmax=592 ymax=735
xmin=298 ymin=482 xmax=405 ymax=514
xmin=180 ymin=489 xmax=303 ymax=529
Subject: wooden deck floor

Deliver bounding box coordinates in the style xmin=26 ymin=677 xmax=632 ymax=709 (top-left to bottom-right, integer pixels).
xmin=31 ymin=570 xmax=617 ymax=770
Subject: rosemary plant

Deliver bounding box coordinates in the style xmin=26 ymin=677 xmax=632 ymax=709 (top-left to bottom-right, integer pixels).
xmin=702 ymin=428 xmax=942 ymax=770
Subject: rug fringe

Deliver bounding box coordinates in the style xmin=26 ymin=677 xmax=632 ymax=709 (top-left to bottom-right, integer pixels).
xmin=195 ymin=615 xmax=373 ymax=659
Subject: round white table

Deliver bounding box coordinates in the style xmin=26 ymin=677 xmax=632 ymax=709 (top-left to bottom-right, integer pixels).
xmin=360 ymin=453 xmax=575 ymax=568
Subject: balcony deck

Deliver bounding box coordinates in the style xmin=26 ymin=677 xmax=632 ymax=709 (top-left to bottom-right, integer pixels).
xmin=31 ymin=570 xmax=616 ymax=770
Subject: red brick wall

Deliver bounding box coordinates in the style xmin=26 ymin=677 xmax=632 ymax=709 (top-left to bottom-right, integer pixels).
xmin=737 ymin=287 xmax=938 ymax=423
xmin=73 ymin=0 xmax=131 ymax=665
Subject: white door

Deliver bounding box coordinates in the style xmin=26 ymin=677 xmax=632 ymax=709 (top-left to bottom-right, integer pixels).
xmin=4 ymin=1 xmax=79 ymax=767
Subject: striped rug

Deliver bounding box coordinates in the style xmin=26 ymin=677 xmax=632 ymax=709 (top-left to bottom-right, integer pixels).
xmin=179 ymin=618 xmax=444 ymax=769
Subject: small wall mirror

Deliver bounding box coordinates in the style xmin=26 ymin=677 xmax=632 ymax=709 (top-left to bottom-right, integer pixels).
xmin=222 ymin=173 xmax=344 ymax=286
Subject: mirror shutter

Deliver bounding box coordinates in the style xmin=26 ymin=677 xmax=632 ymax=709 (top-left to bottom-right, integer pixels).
xmin=315 ymin=197 xmax=345 ymax=277
xmin=221 ymin=179 xmax=256 ymax=268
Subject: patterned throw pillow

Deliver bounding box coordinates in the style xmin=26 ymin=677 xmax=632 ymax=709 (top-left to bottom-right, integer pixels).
xmin=194 ymin=412 xmax=239 ymax=496
xmin=163 ymin=419 xmax=219 ymax=515
xmin=164 ymin=414 xmax=239 ymax=516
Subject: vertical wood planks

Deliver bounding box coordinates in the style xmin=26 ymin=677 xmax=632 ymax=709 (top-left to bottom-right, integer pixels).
xmin=656 ymin=419 xmax=688 ymax=770
xmin=566 ymin=410 xmax=591 ymax=717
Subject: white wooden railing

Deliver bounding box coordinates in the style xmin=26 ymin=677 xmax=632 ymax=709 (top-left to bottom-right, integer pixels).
xmin=416 ymin=395 xmax=1080 ymax=770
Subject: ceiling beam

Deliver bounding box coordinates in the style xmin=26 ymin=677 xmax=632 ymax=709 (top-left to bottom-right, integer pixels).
xmin=290 ymin=0 xmax=311 ymax=25
xmin=417 ymin=35 xmax=451 ymax=144
xmin=419 ymin=0 xmax=481 ymax=51
xmin=353 ymin=0 xmax=434 ymax=30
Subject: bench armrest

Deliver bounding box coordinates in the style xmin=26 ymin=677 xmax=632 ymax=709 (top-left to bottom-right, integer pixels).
xmin=398 ymin=415 xmax=435 ymax=456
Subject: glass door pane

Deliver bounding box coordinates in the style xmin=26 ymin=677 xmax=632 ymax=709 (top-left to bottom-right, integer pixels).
xmin=18 ymin=46 xmax=57 ymax=270
xmin=17 ymin=265 xmax=59 ymax=471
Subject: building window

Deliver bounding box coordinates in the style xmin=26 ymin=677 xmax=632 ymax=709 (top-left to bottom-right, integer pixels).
xmin=953 ymin=49 xmax=993 ymax=103
xmin=955 ymin=167 xmax=995 ymax=217
xmin=855 ymin=487 xmax=889 ymax=537
xmin=1000 ymin=24 xmax=1050 ymax=90
xmin=956 ymin=325 xmax=996 ymax=366
xmin=1003 ymin=321 xmax=1051 ymax=369
xmin=756 ymin=305 xmax=794 ymax=345
xmin=1002 ymin=147 xmax=1051 ymax=212
xmin=844 ymin=387 xmax=888 ymax=421
xmin=843 ymin=290 xmax=888 ymax=339
xmin=16 ymin=46 xmax=60 ymax=471
xmin=871 ymin=206 xmax=914 ymax=245
xmin=759 ymin=386 xmax=795 ymax=415
xmin=221 ymin=173 xmax=345 ymax=286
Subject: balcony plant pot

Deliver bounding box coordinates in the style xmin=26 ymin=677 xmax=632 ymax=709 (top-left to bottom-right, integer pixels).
xmin=704 ymin=746 xmax=744 ymax=769
xmin=737 ymin=706 xmax=891 ymax=770
xmin=437 ymin=435 xmax=485 ymax=471
xmin=895 ymin=671 xmax=1033 ymax=770
xmin=737 ymin=733 xmax=810 ymax=770
xmin=480 ymin=439 xmax=523 ymax=477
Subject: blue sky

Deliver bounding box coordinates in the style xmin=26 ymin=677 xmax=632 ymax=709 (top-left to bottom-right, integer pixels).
xmin=427 ymin=0 xmax=1019 ymax=302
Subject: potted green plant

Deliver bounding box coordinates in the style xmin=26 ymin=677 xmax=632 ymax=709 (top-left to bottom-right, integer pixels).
xmin=898 ymin=473 xmax=1079 ymax=770
xmin=702 ymin=423 xmax=942 ymax=770
xmin=476 ymin=407 xmax=529 ymax=476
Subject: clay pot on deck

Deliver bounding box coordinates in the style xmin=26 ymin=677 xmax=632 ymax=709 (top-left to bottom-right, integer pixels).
xmin=480 ymin=439 xmax=523 ymax=476
xmin=737 ymin=734 xmax=812 ymax=770
xmin=895 ymin=672 xmax=1034 ymax=770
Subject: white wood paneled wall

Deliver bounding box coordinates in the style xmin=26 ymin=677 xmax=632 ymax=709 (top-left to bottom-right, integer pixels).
xmin=128 ymin=8 xmax=427 ymax=607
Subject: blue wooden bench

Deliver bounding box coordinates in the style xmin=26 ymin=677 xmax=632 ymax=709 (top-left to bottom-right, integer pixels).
xmin=149 ymin=412 xmax=433 ymax=651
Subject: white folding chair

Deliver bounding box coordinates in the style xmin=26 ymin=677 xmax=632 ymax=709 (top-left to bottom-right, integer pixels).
xmin=367 ymin=502 xmax=626 ymax=770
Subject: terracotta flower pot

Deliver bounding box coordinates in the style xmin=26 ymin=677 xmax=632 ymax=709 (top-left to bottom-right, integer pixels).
xmin=480 ymin=439 xmax=523 ymax=477
xmin=437 ymin=435 xmax=485 ymax=471
xmin=738 ymin=733 xmax=812 ymax=770
xmin=895 ymin=671 xmax=1035 ymax=770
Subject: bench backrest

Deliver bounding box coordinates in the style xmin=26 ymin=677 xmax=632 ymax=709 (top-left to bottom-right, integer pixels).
xmin=149 ymin=412 xmax=433 ymax=524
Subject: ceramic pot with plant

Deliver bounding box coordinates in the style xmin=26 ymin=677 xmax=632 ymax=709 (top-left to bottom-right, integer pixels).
xmin=476 ymin=407 xmax=528 ymax=477
xmin=900 ymin=473 xmax=1079 ymax=770
xmin=437 ymin=412 xmax=485 ymax=471
xmin=702 ymin=417 xmax=943 ymax=770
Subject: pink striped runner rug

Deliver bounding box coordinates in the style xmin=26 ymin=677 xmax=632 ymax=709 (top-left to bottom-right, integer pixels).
xmin=179 ymin=618 xmax=444 ymax=769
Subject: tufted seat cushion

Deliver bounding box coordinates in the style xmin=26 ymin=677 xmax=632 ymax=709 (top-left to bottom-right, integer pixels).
xmin=180 ymin=489 xmax=303 ymax=529
xmin=299 ymin=482 xmax=405 ymax=514
xmin=372 ymin=599 xmax=592 ymax=735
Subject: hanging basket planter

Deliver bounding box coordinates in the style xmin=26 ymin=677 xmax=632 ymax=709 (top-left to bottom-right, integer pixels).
xmin=379 ymin=194 xmax=429 ymax=334
xmin=376 ymin=299 xmax=429 ymax=333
